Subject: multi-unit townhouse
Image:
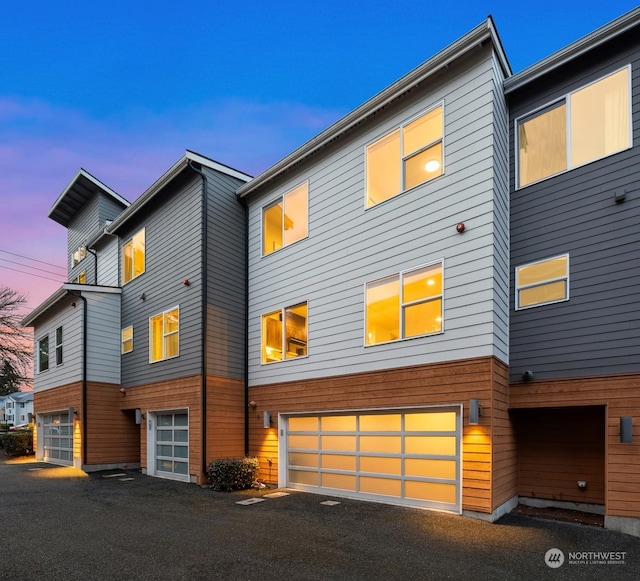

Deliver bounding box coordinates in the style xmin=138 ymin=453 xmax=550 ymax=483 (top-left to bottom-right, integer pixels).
xmin=0 ymin=392 xmax=33 ymax=427
xmin=21 ymin=152 xmax=252 ymax=481
xmin=21 ymin=8 xmax=640 ymax=537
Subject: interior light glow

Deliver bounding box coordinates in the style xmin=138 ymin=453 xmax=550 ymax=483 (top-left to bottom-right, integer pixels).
xmin=424 ymin=160 xmax=441 ymax=173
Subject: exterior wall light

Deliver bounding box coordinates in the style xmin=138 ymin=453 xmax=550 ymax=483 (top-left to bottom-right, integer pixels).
xmin=469 ymin=398 xmax=480 ymax=425
xmin=620 ymin=416 xmax=633 ymax=444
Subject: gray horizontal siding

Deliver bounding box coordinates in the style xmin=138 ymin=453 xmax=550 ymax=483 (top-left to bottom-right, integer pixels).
xmin=246 ymin=45 xmax=509 ymax=386
xmin=85 ymin=291 xmax=121 ymax=384
xmin=120 ymin=173 xmax=204 ymax=387
xmin=508 ymin=30 xmax=640 ymax=381
xmin=96 ymin=235 xmax=119 ymax=287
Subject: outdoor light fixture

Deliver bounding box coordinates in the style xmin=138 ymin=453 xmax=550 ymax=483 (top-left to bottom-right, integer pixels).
xmin=620 ymin=416 xmax=633 ymax=444
xmin=263 ymin=411 xmax=272 ymax=429
xmin=68 ymin=406 xmax=76 ymax=420
xmin=469 ymin=398 xmax=480 ymax=425
xmin=135 ymin=409 xmax=145 ymax=425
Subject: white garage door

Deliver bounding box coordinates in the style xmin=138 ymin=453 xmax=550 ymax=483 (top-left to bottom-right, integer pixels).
xmin=154 ymin=411 xmax=189 ymax=481
xmin=284 ymin=408 xmax=460 ymax=512
xmin=42 ymin=411 xmax=73 ymax=466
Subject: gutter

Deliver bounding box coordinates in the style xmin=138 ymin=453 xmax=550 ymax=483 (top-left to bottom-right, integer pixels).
xmin=69 ymin=291 xmax=88 ymax=466
xmin=187 ymin=160 xmax=209 ymax=479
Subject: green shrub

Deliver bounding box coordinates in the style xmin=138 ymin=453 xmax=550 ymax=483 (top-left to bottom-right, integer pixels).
xmin=1 ymin=429 xmax=34 ymax=457
xmin=207 ymin=457 xmax=259 ymax=491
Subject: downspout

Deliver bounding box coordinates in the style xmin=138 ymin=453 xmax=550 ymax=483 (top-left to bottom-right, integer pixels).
xmin=187 ymin=160 xmax=209 ymax=478
xmin=242 ymin=201 xmax=249 ymax=456
xmin=70 ymin=291 xmax=88 ymax=466
xmin=84 ymin=247 xmax=98 ymax=284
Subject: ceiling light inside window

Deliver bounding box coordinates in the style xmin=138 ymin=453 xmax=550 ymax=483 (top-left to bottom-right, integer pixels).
xmin=424 ymin=160 xmax=441 ymax=173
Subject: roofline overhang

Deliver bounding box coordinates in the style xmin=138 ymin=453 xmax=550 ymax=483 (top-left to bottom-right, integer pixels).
xmin=107 ymin=150 xmax=252 ymax=235
xmin=47 ymin=169 xmax=131 ymax=227
xmin=504 ymin=6 xmax=640 ymax=94
xmin=237 ymin=17 xmax=510 ymax=199
xmin=20 ymin=284 xmax=122 ymax=328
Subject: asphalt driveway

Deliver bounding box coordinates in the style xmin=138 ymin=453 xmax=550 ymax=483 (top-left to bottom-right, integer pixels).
xmin=1 ymin=458 xmax=638 ymax=580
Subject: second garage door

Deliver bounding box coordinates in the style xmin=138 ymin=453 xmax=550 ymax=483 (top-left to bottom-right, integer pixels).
xmin=283 ymin=407 xmax=461 ymax=513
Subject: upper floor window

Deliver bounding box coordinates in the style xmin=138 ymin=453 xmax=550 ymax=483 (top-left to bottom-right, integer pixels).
xmin=261 ymin=302 xmax=308 ymax=363
xmin=72 ymin=247 xmax=86 ymax=266
xmin=366 ymin=104 xmax=443 ymax=208
xmin=263 ymin=183 xmax=308 ymax=255
xmin=122 ymin=228 xmax=145 ymax=285
xmin=55 ymin=326 xmax=63 ymax=366
xmin=517 ymin=67 xmax=631 ymax=188
xmin=516 ymin=254 xmax=569 ymax=310
xmin=73 ymin=272 xmax=86 ymax=284
xmin=365 ymin=261 xmax=443 ymax=345
xmin=149 ymin=307 xmax=179 ymax=363
xmin=37 ymin=335 xmax=49 ymax=373
xmin=122 ymin=326 xmax=133 ymax=354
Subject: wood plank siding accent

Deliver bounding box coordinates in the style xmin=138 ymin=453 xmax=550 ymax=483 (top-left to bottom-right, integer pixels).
xmin=510 ymin=372 xmax=640 ymax=517
xmin=120 ymin=374 xmax=244 ymax=484
xmin=249 ymin=356 xmax=514 ymax=514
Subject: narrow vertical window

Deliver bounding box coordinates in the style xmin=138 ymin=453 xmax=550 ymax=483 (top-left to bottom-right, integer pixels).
xmin=122 ymin=228 xmax=146 ymax=284
xmin=263 ymin=183 xmax=308 ymax=255
xmin=149 ymin=308 xmax=179 ymax=363
xmin=55 ymin=326 xmax=63 ymax=366
xmin=38 ymin=336 xmax=49 ymax=373
xmin=122 ymin=326 xmax=134 ymax=354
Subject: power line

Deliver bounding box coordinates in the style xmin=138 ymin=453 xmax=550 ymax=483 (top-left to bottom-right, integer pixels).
xmin=0 ymin=249 xmax=67 ymax=273
xmin=0 ymin=264 xmax=65 ymax=283
xmin=0 ymin=256 xmax=67 ymax=277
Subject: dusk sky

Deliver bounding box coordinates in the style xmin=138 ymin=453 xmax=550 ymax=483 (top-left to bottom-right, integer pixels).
xmin=1 ymin=1 xmax=638 ymax=315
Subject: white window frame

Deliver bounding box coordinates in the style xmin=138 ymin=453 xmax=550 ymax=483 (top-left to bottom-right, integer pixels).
xmin=365 ymin=102 xmax=444 ymax=208
xmin=55 ymin=326 xmax=63 ymax=366
xmin=72 ymin=247 xmax=86 ymax=266
xmin=515 ymin=65 xmax=632 ymax=189
xmin=37 ymin=335 xmax=49 ymax=373
xmin=515 ymin=254 xmax=570 ymax=310
xmin=261 ymin=302 xmax=308 ymax=364
xmin=122 ymin=227 xmax=146 ymax=285
xmin=364 ymin=260 xmax=444 ymax=347
xmin=261 ymin=181 xmax=309 ymax=257
xmin=149 ymin=307 xmax=180 ymax=363
xmin=121 ymin=326 xmax=134 ymax=355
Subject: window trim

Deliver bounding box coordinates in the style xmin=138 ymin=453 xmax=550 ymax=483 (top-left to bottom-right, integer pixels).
xmin=261 ymin=181 xmax=309 ymax=257
xmin=365 ymin=102 xmax=445 ymax=209
xmin=149 ymin=307 xmax=180 ymax=363
xmin=515 ymin=65 xmax=632 ymax=189
xmin=55 ymin=326 xmax=63 ymax=366
xmin=515 ymin=254 xmax=570 ymax=310
xmin=37 ymin=335 xmax=49 ymax=373
xmin=260 ymin=301 xmax=308 ymax=365
xmin=122 ymin=227 xmax=146 ymax=285
xmin=364 ymin=259 xmax=444 ymax=347
xmin=121 ymin=325 xmax=134 ymax=355
xmin=72 ymin=247 xmax=86 ymax=267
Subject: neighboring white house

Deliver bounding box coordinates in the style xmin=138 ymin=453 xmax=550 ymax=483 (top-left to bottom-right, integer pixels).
xmin=1 ymin=392 xmax=34 ymax=427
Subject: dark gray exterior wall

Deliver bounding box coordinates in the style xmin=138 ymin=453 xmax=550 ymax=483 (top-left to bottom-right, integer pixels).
xmin=204 ymin=167 xmax=247 ymax=379
xmin=120 ymin=172 xmax=204 ymax=387
xmin=508 ymin=29 xmax=640 ymax=382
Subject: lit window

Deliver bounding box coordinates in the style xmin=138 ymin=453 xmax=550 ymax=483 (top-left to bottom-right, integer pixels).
xmin=72 ymin=247 xmax=86 ymax=266
xmin=516 ymin=255 xmax=569 ymax=309
xmin=366 ymin=262 xmax=443 ymax=345
xmin=518 ymin=67 xmax=630 ymax=188
xmin=122 ymin=326 xmax=133 ymax=354
xmin=55 ymin=326 xmax=63 ymax=366
xmin=263 ymin=183 xmax=308 ymax=255
xmin=261 ymin=303 xmax=308 ymax=363
xmin=149 ymin=308 xmax=179 ymax=363
xmin=366 ymin=105 xmax=443 ymax=207
xmin=73 ymin=272 xmax=86 ymax=284
xmin=38 ymin=335 xmax=49 ymax=373
xmin=122 ymin=228 xmax=145 ymax=284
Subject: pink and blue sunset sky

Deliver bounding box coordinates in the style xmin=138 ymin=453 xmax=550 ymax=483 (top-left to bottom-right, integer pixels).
xmin=1 ymin=1 xmax=638 ymax=314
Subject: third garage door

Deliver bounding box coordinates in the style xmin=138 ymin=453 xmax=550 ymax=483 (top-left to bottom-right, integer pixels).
xmin=284 ymin=407 xmax=461 ymax=512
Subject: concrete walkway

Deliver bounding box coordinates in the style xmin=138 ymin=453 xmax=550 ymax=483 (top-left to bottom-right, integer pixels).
xmin=1 ymin=458 xmax=638 ymax=580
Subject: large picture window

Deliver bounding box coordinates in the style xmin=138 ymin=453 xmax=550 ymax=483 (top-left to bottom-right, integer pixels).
xmin=263 ymin=183 xmax=308 ymax=256
xmin=122 ymin=228 xmax=146 ymax=284
xmin=38 ymin=335 xmax=49 ymax=373
xmin=149 ymin=307 xmax=179 ymax=363
xmin=366 ymin=105 xmax=443 ymax=207
xmin=517 ymin=67 xmax=630 ymax=188
xmin=366 ymin=262 xmax=443 ymax=345
xmin=516 ymin=255 xmax=569 ymax=310
xmin=261 ymin=302 xmax=308 ymax=363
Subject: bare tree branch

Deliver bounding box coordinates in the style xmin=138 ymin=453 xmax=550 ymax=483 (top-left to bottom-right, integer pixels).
xmin=0 ymin=287 xmax=32 ymax=384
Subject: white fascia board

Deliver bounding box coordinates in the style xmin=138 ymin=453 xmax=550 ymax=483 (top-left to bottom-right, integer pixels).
xmin=237 ymin=18 xmax=505 ymax=199
xmin=47 ymin=168 xmax=130 ymax=219
xmin=185 ymin=150 xmax=253 ymax=182
xmin=20 ymin=284 xmax=122 ymax=327
xmin=504 ymin=6 xmax=640 ymax=94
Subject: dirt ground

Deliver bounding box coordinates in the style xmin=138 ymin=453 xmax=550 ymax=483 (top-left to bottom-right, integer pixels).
xmin=511 ymin=503 xmax=604 ymax=527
